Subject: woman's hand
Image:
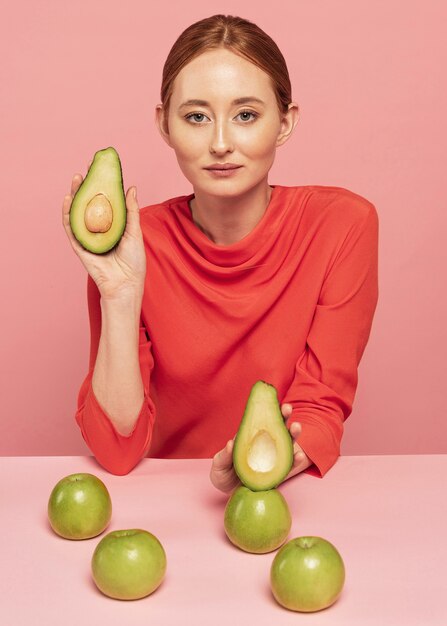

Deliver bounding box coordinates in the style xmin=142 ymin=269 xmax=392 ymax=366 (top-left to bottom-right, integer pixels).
xmin=281 ymin=403 xmax=313 ymax=478
xmin=209 ymin=403 xmax=312 ymax=493
xmin=209 ymin=439 xmax=242 ymax=494
xmin=62 ymin=171 xmax=146 ymax=301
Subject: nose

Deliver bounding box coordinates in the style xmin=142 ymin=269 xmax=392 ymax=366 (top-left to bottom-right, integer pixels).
xmin=209 ymin=119 xmax=234 ymax=155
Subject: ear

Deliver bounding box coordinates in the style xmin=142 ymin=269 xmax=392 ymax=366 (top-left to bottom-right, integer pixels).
xmin=276 ymin=103 xmax=300 ymax=147
xmin=155 ymin=104 xmax=172 ymax=147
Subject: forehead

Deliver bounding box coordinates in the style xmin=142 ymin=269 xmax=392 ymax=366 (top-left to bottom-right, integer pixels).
xmin=171 ymin=48 xmax=275 ymax=104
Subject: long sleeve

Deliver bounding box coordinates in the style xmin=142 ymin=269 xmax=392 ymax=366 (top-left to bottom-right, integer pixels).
xmin=74 ymin=276 xmax=156 ymax=475
xmin=283 ymin=202 xmax=379 ymax=477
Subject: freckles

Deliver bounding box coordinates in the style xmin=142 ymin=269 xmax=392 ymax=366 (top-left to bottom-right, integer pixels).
xmin=184 ymin=142 xmax=205 ymax=162
xmin=239 ymin=125 xmax=279 ymax=157
xmin=243 ymin=138 xmax=278 ymax=160
xmin=175 ymin=132 xmax=204 ymax=159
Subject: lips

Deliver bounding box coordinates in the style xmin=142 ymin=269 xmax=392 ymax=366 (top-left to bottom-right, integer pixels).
xmin=205 ymin=164 xmax=242 ymax=170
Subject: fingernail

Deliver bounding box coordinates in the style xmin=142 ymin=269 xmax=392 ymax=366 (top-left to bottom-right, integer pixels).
xmin=133 ymin=187 xmax=137 ymax=200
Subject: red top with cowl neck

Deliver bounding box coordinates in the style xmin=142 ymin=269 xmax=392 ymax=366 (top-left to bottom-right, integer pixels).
xmin=75 ymin=184 xmax=379 ymax=477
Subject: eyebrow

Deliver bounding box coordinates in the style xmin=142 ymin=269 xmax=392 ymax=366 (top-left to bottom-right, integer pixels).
xmin=178 ymin=97 xmax=265 ymax=110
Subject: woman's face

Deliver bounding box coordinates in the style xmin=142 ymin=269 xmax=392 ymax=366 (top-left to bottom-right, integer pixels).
xmin=156 ymin=48 xmax=298 ymax=199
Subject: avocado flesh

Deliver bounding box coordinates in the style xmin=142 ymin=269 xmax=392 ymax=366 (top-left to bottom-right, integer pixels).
xmin=233 ymin=381 xmax=294 ymax=491
xmin=70 ymin=146 xmax=126 ymax=254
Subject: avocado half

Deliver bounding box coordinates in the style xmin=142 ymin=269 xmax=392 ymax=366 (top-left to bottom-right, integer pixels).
xmin=69 ymin=146 xmax=126 ymax=254
xmin=233 ymin=381 xmax=294 ymax=491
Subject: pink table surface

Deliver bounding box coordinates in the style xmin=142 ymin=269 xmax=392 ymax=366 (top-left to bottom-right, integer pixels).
xmin=0 ymin=454 xmax=446 ymax=625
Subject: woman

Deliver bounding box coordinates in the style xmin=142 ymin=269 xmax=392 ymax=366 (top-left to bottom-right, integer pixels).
xmin=62 ymin=14 xmax=378 ymax=492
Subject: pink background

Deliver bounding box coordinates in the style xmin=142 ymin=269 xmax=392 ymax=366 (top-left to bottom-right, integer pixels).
xmin=1 ymin=1 xmax=445 ymax=456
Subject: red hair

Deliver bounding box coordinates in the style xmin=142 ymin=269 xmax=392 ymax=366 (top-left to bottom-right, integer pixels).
xmin=160 ymin=14 xmax=292 ymax=123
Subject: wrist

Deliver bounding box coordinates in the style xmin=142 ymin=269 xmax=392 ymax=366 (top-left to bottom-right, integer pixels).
xmin=100 ymin=290 xmax=143 ymax=330
xmin=100 ymin=286 xmax=144 ymax=308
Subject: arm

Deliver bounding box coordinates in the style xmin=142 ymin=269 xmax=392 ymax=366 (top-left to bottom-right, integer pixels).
xmin=93 ymin=286 xmax=146 ymax=435
xmin=210 ymin=201 xmax=378 ymax=491
xmin=283 ymin=202 xmax=379 ymax=477
xmin=75 ymin=276 xmax=156 ymax=475
xmin=63 ymin=172 xmax=156 ymax=475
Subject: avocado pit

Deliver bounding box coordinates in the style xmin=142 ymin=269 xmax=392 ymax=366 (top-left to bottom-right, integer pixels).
xmin=247 ymin=430 xmax=277 ymax=473
xmin=84 ymin=193 xmax=113 ymax=233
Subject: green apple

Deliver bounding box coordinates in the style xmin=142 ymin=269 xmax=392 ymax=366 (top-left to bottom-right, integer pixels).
xmin=270 ymin=536 xmax=345 ymax=612
xmin=47 ymin=472 xmax=112 ymax=540
xmin=91 ymin=529 xmax=167 ymax=600
xmin=224 ymin=485 xmax=291 ymax=554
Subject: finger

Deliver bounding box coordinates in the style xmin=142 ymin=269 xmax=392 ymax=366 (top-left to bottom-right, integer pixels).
xmin=212 ymin=440 xmax=233 ymax=470
xmin=62 ymin=186 xmax=92 ymax=258
xmin=124 ymin=186 xmax=141 ymax=237
xmin=290 ymin=421 xmax=302 ymax=438
xmin=71 ymin=173 xmax=84 ymax=197
xmin=62 ymin=192 xmax=76 ymax=232
xmin=214 ymin=441 xmax=233 ymax=468
xmin=210 ymin=469 xmax=241 ymax=494
xmin=226 ymin=438 xmax=234 ymax=454
xmin=294 ymin=449 xmax=307 ymax=468
xmin=281 ymin=403 xmax=293 ymax=418
xmin=62 ymin=193 xmax=84 ymax=253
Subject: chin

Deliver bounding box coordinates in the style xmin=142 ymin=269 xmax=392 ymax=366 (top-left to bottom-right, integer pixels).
xmin=195 ymin=175 xmax=269 ymax=199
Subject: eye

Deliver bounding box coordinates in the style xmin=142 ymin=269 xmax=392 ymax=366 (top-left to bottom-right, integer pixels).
xmin=237 ymin=110 xmax=258 ymax=122
xmin=185 ymin=111 xmax=259 ymax=126
xmin=185 ymin=112 xmax=209 ymax=124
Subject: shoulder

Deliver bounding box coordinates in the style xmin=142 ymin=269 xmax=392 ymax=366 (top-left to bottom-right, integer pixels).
xmin=276 ymin=185 xmax=379 ymax=258
xmin=299 ymin=184 xmax=377 ymax=224
xmin=138 ymin=192 xmax=188 ymax=219
xmin=138 ymin=193 xmax=190 ymax=231
xmin=282 ymin=184 xmax=378 ymax=241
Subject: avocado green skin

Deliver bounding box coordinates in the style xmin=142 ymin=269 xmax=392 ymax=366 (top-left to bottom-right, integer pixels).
xmin=224 ymin=486 xmax=291 ymax=554
xmin=47 ymin=472 xmax=112 ymax=540
xmin=69 ymin=146 xmax=127 ymax=254
xmin=91 ymin=529 xmax=167 ymax=600
xmin=270 ymin=537 xmax=345 ymax=612
xmin=233 ymin=381 xmax=294 ymax=491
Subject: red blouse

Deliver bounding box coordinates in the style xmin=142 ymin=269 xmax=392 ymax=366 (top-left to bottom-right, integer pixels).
xmin=75 ymin=184 xmax=379 ymax=477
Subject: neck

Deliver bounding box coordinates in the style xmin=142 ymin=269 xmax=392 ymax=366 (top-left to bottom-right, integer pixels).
xmin=189 ymin=181 xmax=273 ymax=246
